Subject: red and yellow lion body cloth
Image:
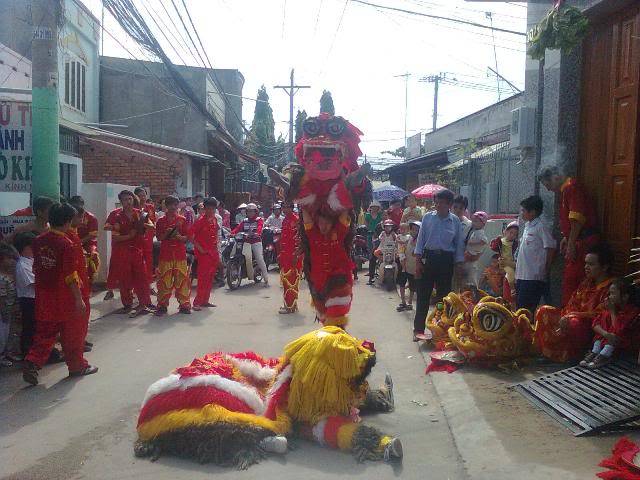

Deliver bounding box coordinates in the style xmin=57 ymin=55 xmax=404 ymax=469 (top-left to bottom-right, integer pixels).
xmin=134 ymin=326 xmax=400 ymax=469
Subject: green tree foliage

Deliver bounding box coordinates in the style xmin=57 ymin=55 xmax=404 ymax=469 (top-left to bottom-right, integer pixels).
xmin=247 ymin=86 xmax=280 ymax=165
xmin=295 ymin=109 xmax=307 ymax=142
xmin=320 ymin=90 xmax=335 ymax=115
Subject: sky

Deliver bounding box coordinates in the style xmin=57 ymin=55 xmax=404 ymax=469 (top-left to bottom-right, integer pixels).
xmin=83 ymin=0 xmax=527 ymax=161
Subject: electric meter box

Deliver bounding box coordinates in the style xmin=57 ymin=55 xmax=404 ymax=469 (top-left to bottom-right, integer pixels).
xmin=509 ymin=107 xmax=536 ymax=149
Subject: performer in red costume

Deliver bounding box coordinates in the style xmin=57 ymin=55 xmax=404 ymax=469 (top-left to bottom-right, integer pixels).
xmin=104 ymin=190 xmax=154 ymax=317
xmin=302 ymin=209 xmax=354 ymax=325
xmin=538 ymin=166 xmax=599 ymax=304
xmin=155 ymin=196 xmax=191 ymax=315
xmin=22 ymin=203 xmax=98 ymax=385
xmin=134 ymin=187 xmax=157 ymax=287
xmin=69 ymin=196 xmax=100 ymax=286
xmin=68 ymin=208 xmax=92 ymax=332
xmin=191 ymin=197 xmax=220 ymax=311
xmin=278 ymin=201 xmax=302 ymax=314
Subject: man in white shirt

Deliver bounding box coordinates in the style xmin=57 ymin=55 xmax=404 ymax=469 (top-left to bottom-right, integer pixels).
xmin=515 ymin=195 xmax=557 ymax=314
xmin=265 ymin=204 xmax=284 ymax=230
xmin=13 ymin=232 xmax=36 ymax=355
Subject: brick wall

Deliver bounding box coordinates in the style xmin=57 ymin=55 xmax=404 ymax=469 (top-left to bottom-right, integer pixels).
xmin=80 ymin=136 xmax=188 ymax=200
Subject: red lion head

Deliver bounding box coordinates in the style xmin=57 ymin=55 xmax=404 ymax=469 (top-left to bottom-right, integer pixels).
xmin=294 ymin=113 xmax=363 ymax=181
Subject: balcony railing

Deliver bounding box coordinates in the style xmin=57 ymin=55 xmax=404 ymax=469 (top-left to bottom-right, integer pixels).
xmin=59 ymin=130 xmax=79 ymax=156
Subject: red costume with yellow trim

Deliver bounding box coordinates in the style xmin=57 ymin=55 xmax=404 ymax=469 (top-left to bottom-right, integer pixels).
xmin=105 ymin=208 xmax=152 ymax=308
xmin=534 ymin=276 xmax=612 ymax=363
xmin=76 ymin=210 xmax=100 ymax=284
xmin=25 ymin=229 xmax=89 ymax=373
xmin=559 ymin=177 xmax=599 ymax=304
xmin=155 ymin=213 xmax=191 ymax=310
xmin=134 ymin=326 xmax=399 ymax=469
xmin=190 ymin=213 xmax=220 ymax=308
xmin=279 ymin=211 xmax=302 ymax=311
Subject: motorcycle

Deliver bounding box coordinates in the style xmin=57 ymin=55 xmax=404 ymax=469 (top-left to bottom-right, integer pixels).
xmin=262 ymin=227 xmax=282 ymax=271
xmin=352 ymin=225 xmax=369 ymax=271
xmin=377 ymin=242 xmax=398 ymax=291
xmin=224 ymin=232 xmax=263 ymax=290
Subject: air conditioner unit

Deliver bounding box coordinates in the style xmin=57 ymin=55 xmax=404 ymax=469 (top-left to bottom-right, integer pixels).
xmin=509 ymin=107 xmax=536 ymax=149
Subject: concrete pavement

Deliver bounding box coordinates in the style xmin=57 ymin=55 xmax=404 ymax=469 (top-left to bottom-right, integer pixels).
xmin=0 ymin=272 xmax=628 ymax=479
xmin=0 ymin=274 xmax=465 ymax=480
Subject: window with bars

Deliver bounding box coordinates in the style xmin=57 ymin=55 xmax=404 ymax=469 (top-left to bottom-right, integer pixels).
xmin=64 ymin=59 xmax=86 ymax=113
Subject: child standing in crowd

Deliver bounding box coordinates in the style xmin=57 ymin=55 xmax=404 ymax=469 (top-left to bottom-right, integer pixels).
xmin=155 ymin=196 xmax=191 ymax=315
xmin=0 ymin=243 xmax=18 ymax=367
xmin=14 ymin=233 xmax=36 ymax=356
xmin=23 ymin=203 xmax=98 ymax=385
xmin=580 ymin=279 xmax=639 ymax=368
xmin=460 ymin=211 xmax=488 ymax=288
xmin=395 ymin=223 xmax=411 ymax=310
xmin=397 ymin=221 xmax=420 ymax=312
xmin=515 ymin=195 xmax=556 ymax=315
xmin=479 ymin=254 xmax=505 ymax=297
xmin=490 ymin=221 xmax=519 ymax=300
xmin=401 ymin=194 xmax=423 ymax=224
xmin=372 ymin=219 xmax=397 ymax=286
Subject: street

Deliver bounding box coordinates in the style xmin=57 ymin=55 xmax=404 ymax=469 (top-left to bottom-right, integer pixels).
xmin=0 ymin=272 xmax=622 ymax=480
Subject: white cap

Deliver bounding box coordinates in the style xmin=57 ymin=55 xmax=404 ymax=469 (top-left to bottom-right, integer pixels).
xmin=238 ymin=203 xmax=248 ymax=209
xmin=246 ymin=203 xmax=258 ymax=211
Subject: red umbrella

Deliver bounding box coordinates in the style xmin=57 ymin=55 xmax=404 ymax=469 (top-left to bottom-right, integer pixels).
xmin=411 ymin=184 xmax=446 ymax=199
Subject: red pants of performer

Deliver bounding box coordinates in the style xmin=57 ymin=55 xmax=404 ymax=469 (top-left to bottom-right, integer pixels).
xmin=106 ymin=246 xmax=121 ymax=291
xmin=534 ymin=305 xmax=594 ymax=363
xmin=144 ymin=247 xmax=154 ymax=283
xmin=280 ymin=259 xmax=302 ymax=310
xmin=194 ymin=254 xmax=219 ymax=307
xmin=25 ymin=311 xmax=89 ymax=372
xmin=119 ymin=247 xmax=152 ymax=308
xmin=562 ymin=235 xmax=599 ymax=305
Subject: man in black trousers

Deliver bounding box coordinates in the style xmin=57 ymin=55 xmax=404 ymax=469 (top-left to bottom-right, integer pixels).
xmin=413 ymin=189 xmax=465 ymax=341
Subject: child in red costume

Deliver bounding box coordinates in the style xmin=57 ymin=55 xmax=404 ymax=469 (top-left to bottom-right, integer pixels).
xmin=155 ymin=196 xmax=191 ymax=315
xmin=579 ymin=278 xmax=640 ymax=369
xmin=278 ymin=201 xmax=302 ymax=314
xmin=134 ymin=187 xmax=157 ymax=285
xmin=69 ymin=196 xmax=100 ymax=286
xmin=23 ymin=203 xmax=98 ymax=385
xmin=302 ymin=209 xmax=354 ymax=326
xmin=104 ymin=190 xmax=154 ymax=317
xmin=190 ymin=197 xmax=220 ymax=311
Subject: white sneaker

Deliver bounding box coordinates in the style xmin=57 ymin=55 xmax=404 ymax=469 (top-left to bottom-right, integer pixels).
xmin=259 ymin=436 xmax=287 ymax=454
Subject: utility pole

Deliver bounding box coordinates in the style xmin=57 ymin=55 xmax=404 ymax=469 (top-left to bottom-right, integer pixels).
xmin=420 ymin=73 xmax=444 ymax=132
xmin=394 ymin=73 xmax=410 ymax=160
xmin=31 ymin=0 xmax=60 ymax=200
xmin=274 ymin=69 xmax=310 ymax=164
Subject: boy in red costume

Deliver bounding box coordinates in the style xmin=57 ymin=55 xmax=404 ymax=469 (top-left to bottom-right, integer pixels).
xmin=580 ymin=278 xmax=640 ymax=368
xmin=23 ymin=203 xmax=98 ymax=385
xmin=69 ymin=196 xmax=100 ymax=287
xmin=538 ymin=166 xmax=599 ymax=304
xmin=278 ymin=201 xmax=302 ymax=314
xmin=104 ymin=190 xmax=154 ymax=317
xmin=68 ymin=207 xmax=93 ymax=349
xmin=190 ymin=197 xmax=220 ymax=311
xmin=134 ymin=187 xmax=157 ymax=287
xmin=302 ymin=209 xmax=354 ymax=326
xmin=155 ymin=196 xmax=191 ymax=315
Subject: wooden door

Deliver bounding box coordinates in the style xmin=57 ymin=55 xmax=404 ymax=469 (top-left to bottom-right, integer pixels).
xmin=579 ymin=5 xmax=640 ymax=272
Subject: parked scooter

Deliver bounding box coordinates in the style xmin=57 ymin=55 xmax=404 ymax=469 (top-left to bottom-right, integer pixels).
xmin=224 ymin=232 xmax=263 ymax=290
xmin=378 ymin=241 xmax=397 ymax=291
xmin=262 ymin=227 xmax=282 ymax=271
xmin=352 ymin=225 xmax=369 ymax=270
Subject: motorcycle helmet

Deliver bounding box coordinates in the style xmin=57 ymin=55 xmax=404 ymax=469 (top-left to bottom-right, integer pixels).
xmin=410 ymin=220 xmax=422 ymax=229
xmin=383 ymin=219 xmax=395 ymax=227
xmin=370 ymin=201 xmax=382 ymax=209
xmin=237 ymin=203 xmax=248 ymax=210
xmin=471 ymin=211 xmax=488 ymax=226
xmin=246 ymin=203 xmax=258 ymax=212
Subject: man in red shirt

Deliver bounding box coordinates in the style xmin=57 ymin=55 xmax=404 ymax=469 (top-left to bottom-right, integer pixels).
xmin=539 ymin=166 xmax=599 ymax=304
xmin=134 ymin=187 xmax=157 ymax=286
xmin=23 ymin=203 xmax=98 ymax=385
xmin=155 ymin=195 xmax=191 ymax=315
xmin=387 ymin=199 xmax=403 ymax=228
xmin=69 ymin=196 xmax=100 ymax=286
xmin=190 ymin=197 xmax=220 ymax=311
xmin=104 ymin=190 xmax=154 ymax=316
xmin=278 ymin=201 xmax=302 ymax=314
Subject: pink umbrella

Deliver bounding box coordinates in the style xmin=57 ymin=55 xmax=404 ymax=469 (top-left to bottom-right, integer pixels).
xmin=411 ymin=184 xmax=446 ymax=199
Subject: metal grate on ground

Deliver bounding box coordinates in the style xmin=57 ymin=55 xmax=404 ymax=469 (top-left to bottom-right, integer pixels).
xmin=514 ymin=361 xmax=640 ymax=436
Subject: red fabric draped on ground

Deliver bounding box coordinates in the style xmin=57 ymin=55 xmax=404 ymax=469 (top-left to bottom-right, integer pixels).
xmin=597 ymin=437 xmax=640 ymax=480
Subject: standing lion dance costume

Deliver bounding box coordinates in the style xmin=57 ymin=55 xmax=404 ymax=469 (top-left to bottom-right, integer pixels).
xmin=134 ymin=106 xmax=401 ymax=468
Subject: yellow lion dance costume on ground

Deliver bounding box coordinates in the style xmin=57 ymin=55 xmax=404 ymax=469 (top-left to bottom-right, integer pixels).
xmin=447 ymin=296 xmax=534 ymax=362
xmin=134 ymin=326 xmax=401 ymax=469
xmin=426 ymin=291 xmax=479 ymax=348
